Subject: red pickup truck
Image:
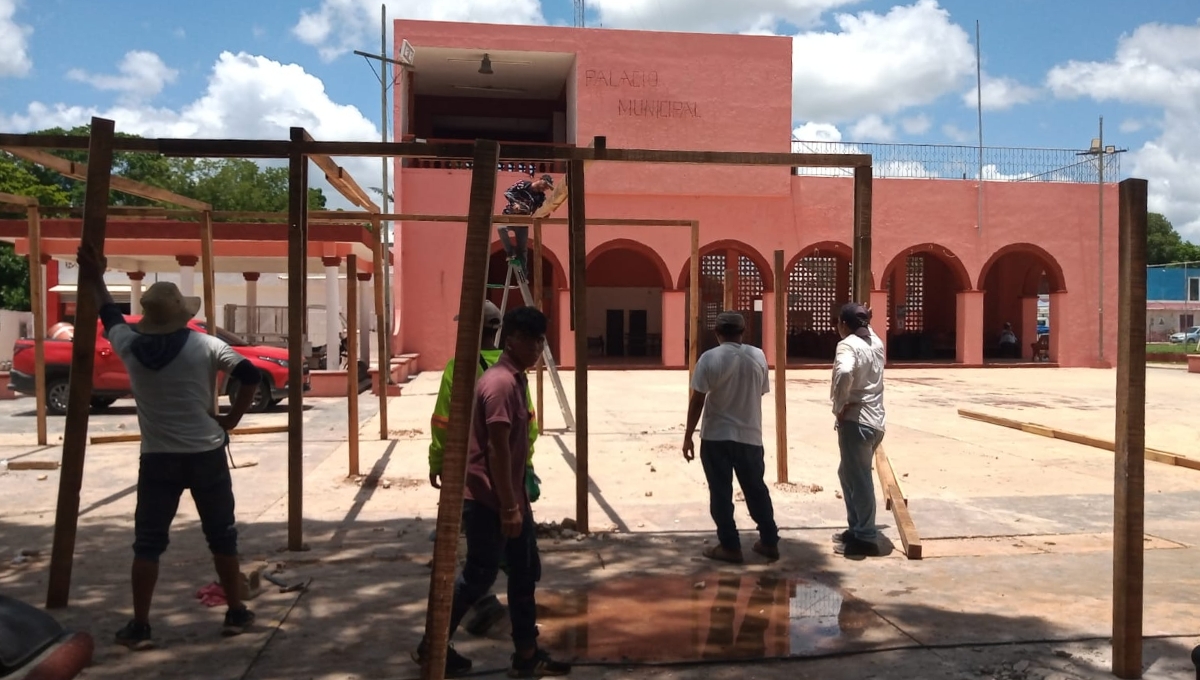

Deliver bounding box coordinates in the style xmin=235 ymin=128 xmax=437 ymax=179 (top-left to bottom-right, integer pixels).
xmin=9 ymin=316 xmax=310 ymax=415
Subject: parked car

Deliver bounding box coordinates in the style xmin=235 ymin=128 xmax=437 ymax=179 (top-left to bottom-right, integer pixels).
xmin=1036 ymin=323 xmax=1049 ymax=337
xmin=1169 ymin=326 xmax=1200 ymax=344
xmin=9 ymin=316 xmax=310 ymax=415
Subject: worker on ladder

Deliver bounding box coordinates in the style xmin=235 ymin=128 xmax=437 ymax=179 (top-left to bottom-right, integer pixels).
xmin=500 ymin=173 xmax=555 ymax=278
xmin=428 ymin=300 xmax=541 ymax=636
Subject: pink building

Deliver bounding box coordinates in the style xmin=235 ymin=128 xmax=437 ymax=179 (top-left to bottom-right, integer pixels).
xmin=391 ymin=20 xmax=1118 ymax=370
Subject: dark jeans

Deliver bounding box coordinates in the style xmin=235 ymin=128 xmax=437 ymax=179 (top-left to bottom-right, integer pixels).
xmin=699 ymin=440 xmax=779 ymax=552
xmin=133 ymin=447 xmax=238 ymax=562
xmin=837 ymin=422 xmax=885 ymax=541
xmin=448 ymin=500 xmax=541 ymax=649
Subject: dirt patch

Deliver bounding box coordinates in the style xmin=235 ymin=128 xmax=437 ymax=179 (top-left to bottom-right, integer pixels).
xmin=345 ymin=475 xmax=424 ymax=490
xmin=388 ymin=428 xmax=424 ymax=438
xmin=773 ymin=481 xmax=824 ymax=494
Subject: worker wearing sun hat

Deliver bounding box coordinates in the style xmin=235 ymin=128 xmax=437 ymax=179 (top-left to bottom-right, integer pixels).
xmin=427 ymin=300 xmax=541 ymax=637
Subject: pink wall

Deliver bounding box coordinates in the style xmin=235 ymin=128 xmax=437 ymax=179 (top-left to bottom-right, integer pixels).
xmin=390 ymin=21 xmax=1119 ymax=370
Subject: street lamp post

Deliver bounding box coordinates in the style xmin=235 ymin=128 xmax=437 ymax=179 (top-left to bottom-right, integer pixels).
xmin=1077 ymin=116 xmax=1126 ymax=363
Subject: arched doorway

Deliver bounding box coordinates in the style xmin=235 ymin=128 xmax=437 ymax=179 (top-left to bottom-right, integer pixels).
xmin=881 ymin=246 xmax=971 ymax=362
xmin=978 ymin=244 xmax=1066 ymax=362
xmin=786 ymin=243 xmax=852 ymax=362
xmin=678 ymin=242 xmax=772 ymax=355
xmin=487 ymin=246 xmax=563 ymax=359
xmin=584 ymin=240 xmax=672 ymax=365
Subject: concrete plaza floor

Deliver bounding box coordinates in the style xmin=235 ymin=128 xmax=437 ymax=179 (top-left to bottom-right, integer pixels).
xmin=1 ymin=366 xmax=1199 ymax=679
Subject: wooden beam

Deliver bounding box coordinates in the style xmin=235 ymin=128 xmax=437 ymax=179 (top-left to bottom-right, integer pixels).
xmin=384 ymin=213 xmax=694 ymax=227
xmin=309 ymin=155 xmax=381 ymax=213
xmin=533 ymin=218 xmax=544 ymax=436
xmin=1114 ymin=177 xmax=1148 ymax=679
xmin=773 ymin=250 xmax=787 ymax=484
xmin=46 ymin=117 xmax=115 ymax=609
xmin=27 ymin=206 xmax=46 ymax=446
xmin=89 ymin=423 xmax=289 ymax=445
xmin=852 ymin=165 xmax=873 ymax=304
xmin=956 ymin=409 xmax=1198 ymax=470
xmin=0 ymin=191 xmax=36 ymax=206
xmin=723 ymin=253 xmax=736 ymax=311
xmin=371 ymin=217 xmax=389 ymax=440
xmin=688 ymin=221 xmax=700 ymax=384
xmin=200 ymin=211 xmax=218 ymax=413
xmin=3 ymin=146 xmax=212 ymax=211
xmin=569 ymin=157 xmax=589 ymax=535
xmin=286 ymin=127 xmax=309 ymax=552
xmin=422 ymin=139 xmax=500 ymax=680
xmin=0 ymin=134 xmax=873 ymax=168
xmin=346 ymin=254 xmax=360 ymax=477
xmin=875 ymin=444 xmax=921 ymax=559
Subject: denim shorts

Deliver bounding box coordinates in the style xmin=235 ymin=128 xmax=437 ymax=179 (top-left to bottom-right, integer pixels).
xmin=132 ymin=447 xmax=238 ymax=561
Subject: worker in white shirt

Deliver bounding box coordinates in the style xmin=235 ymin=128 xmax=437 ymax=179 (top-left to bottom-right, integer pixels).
xmin=830 ymin=303 xmax=886 ymax=558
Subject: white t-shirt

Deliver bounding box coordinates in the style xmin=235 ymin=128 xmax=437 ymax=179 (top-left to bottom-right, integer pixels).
xmin=107 ymin=325 xmax=245 ymax=454
xmin=830 ymin=328 xmax=886 ymax=432
xmin=691 ymin=342 xmax=770 ymax=447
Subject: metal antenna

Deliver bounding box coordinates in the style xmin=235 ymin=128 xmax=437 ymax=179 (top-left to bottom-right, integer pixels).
xmin=574 ymin=0 xmax=586 ymax=27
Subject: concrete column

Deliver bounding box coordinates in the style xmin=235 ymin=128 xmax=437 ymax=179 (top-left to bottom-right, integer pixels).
xmin=357 ymin=273 xmax=372 ymax=367
xmin=661 ymin=290 xmax=685 ymax=368
xmin=176 ymin=255 xmax=198 ymax=297
xmin=1021 ymin=295 xmax=1039 ymax=360
xmin=956 ymin=290 xmax=985 ymax=365
xmin=762 ymin=291 xmax=777 ymax=368
xmin=557 ymin=288 xmax=575 ymax=368
xmin=128 ymin=271 xmax=145 ymax=316
xmin=1049 ymin=292 xmax=1066 ymax=365
xmin=243 ymin=273 xmax=260 ymax=342
xmin=870 ymin=289 xmax=889 ymax=356
xmin=322 ymin=256 xmax=342 ymax=369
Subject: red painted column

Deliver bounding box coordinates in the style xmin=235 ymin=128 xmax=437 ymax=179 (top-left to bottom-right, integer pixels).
xmin=870 ymin=289 xmax=889 ymax=355
xmin=1049 ymin=292 xmax=1066 ymax=365
xmin=762 ymin=290 xmax=776 ymax=367
xmin=43 ymin=255 xmax=60 ymax=327
xmin=661 ymin=290 xmax=685 ymax=368
xmin=956 ymin=290 xmax=985 ymax=365
xmin=1021 ymin=295 xmax=1039 ymax=360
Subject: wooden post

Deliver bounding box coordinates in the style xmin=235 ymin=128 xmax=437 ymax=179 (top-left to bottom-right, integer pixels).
xmin=852 ymin=166 xmax=873 ymax=305
xmin=569 ymin=158 xmax=589 ymax=534
xmin=688 ymin=221 xmax=700 ymax=386
xmin=200 ymin=210 xmax=218 ymax=413
xmin=1113 ymin=177 xmax=1148 ymax=679
xmin=372 ymin=216 xmax=389 ymax=440
xmin=346 ymin=254 xmax=359 ymax=476
xmin=422 ymin=139 xmax=500 ymax=680
xmin=286 ymin=127 xmax=309 ymax=552
xmin=46 ymin=117 xmax=115 ymax=609
xmin=773 ymin=250 xmax=788 ymax=484
xmin=27 ymin=206 xmax=47 ymax=447
xmin=533 ymin=218 xmax=544 ymax=435
xmin=723 ymin=252 xmax=736 ymax=311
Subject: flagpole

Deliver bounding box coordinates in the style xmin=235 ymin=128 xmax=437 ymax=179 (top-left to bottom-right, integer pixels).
xmin=975 ymin=19 xmax=984 ymax=234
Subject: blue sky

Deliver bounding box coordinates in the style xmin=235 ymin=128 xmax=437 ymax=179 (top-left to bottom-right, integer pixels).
xmin=2 ymin=0 xmax=1199 ymax=237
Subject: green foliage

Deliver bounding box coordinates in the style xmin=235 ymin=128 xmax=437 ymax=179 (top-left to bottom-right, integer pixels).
xmin=1147 ymin=212 xmax=1200 ymax=265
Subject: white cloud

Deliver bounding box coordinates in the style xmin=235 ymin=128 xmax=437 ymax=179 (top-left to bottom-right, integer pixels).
xmin=66 ymin=51 xmax=179 ymax=101
xmin=791 ymin=121 xmax=842 ymax=142
xmin=293 ymin=0 xmax=545 ymax=61
xmin=849 ymin=114 xmax=895 ymax=141
xmin=0 ymin=0 xmax=32 ymax=77
xmin=1119 ymin=118 xmax=1144 ymax=133
xmin=942 ymin=123 xmax=972 ymax=143
xmin=791 ymin=0 xmax=975 ymax=122
xmin=1046 ymin=19 xmax=1200 ymax=239
xmin=589 ymin=0 xmax=860 ymax=34
xmin=3 ymin=52 xmax=382 ymax=209
xmin=901 ymin=113 xmax=932 ymax=135
xmin=962 ymin=73 xmax=1038 ymax=111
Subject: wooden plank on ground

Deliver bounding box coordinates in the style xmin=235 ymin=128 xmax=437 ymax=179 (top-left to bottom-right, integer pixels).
xmin=89 ymin=423 xmax=289 ymax=445
xmin=957 ymin=408 xmax=1199 ymax=471
xmin=9 ymin=460 xmax=60 ymax=471
xmin=875 ymin=444 xmax=921 ymax=559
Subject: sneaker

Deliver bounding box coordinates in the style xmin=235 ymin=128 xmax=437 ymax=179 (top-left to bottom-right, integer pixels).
xmin=509 ymin=648 xmax=571 ymax=678
xmin=114 ymin=620 xmax=154 ymax=651
xmin=832 ymin=530 xmax=852 ymax=544
xmin=465 ymin=597 xmax=508 ymax=637
xmin=412 ymin=640 xmax=473 ymax=677
xmin=222 ymin=607 xmax=256 ymax=636
xmin=834 ymin=536 xmax=882 ymax=558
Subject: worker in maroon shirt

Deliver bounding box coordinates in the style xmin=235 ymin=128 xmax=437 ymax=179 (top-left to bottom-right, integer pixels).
xmin=413 ymin=306 xmax=570 ymax=678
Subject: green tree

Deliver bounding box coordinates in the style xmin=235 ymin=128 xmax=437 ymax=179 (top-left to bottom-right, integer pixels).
xmin=0 ymin=154 xmax=72 ymax=311
xmin=1147 ymin=212 xmax=1200 ymax=265
xmin=170 ymin=158 xmax=326 ymax=212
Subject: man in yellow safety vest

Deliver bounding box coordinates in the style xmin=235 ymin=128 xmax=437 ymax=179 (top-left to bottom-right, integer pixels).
xmin=428 ymin=300 xmax=540 ymax=636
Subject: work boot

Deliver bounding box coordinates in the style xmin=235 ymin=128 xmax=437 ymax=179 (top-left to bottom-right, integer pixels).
xmin=222 ymin=607 xmax=256 ymax=636
xmin=114 ymin=620 xmax=154 ymax=651
xmin=412 ymin=639 xmax=473 ymax=677
xmin=509 ymin=648 xmax=571 ymax=677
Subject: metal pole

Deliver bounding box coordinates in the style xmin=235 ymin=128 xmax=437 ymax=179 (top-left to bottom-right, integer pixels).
xmin=975 ymin=19 xmax=984 ymax=234
xmin=1099 ymin=116 xmax=1105 ymax=362
xmin=380 ymin=4 xmax=393 ymax=376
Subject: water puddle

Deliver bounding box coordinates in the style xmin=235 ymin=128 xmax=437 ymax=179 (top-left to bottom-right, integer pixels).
xmin=537 ymin=573 xmax=889 ymax=663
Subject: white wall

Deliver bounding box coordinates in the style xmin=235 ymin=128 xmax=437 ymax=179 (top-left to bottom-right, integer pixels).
xmin=586 ymin=287 xmax=662 ymax=338
xmin=0 ymin=310 xmax=34 ymax=363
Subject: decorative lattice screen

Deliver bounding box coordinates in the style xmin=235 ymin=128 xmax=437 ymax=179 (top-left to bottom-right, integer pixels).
xmin=903 ymin=254 xmax=926 ymax=333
